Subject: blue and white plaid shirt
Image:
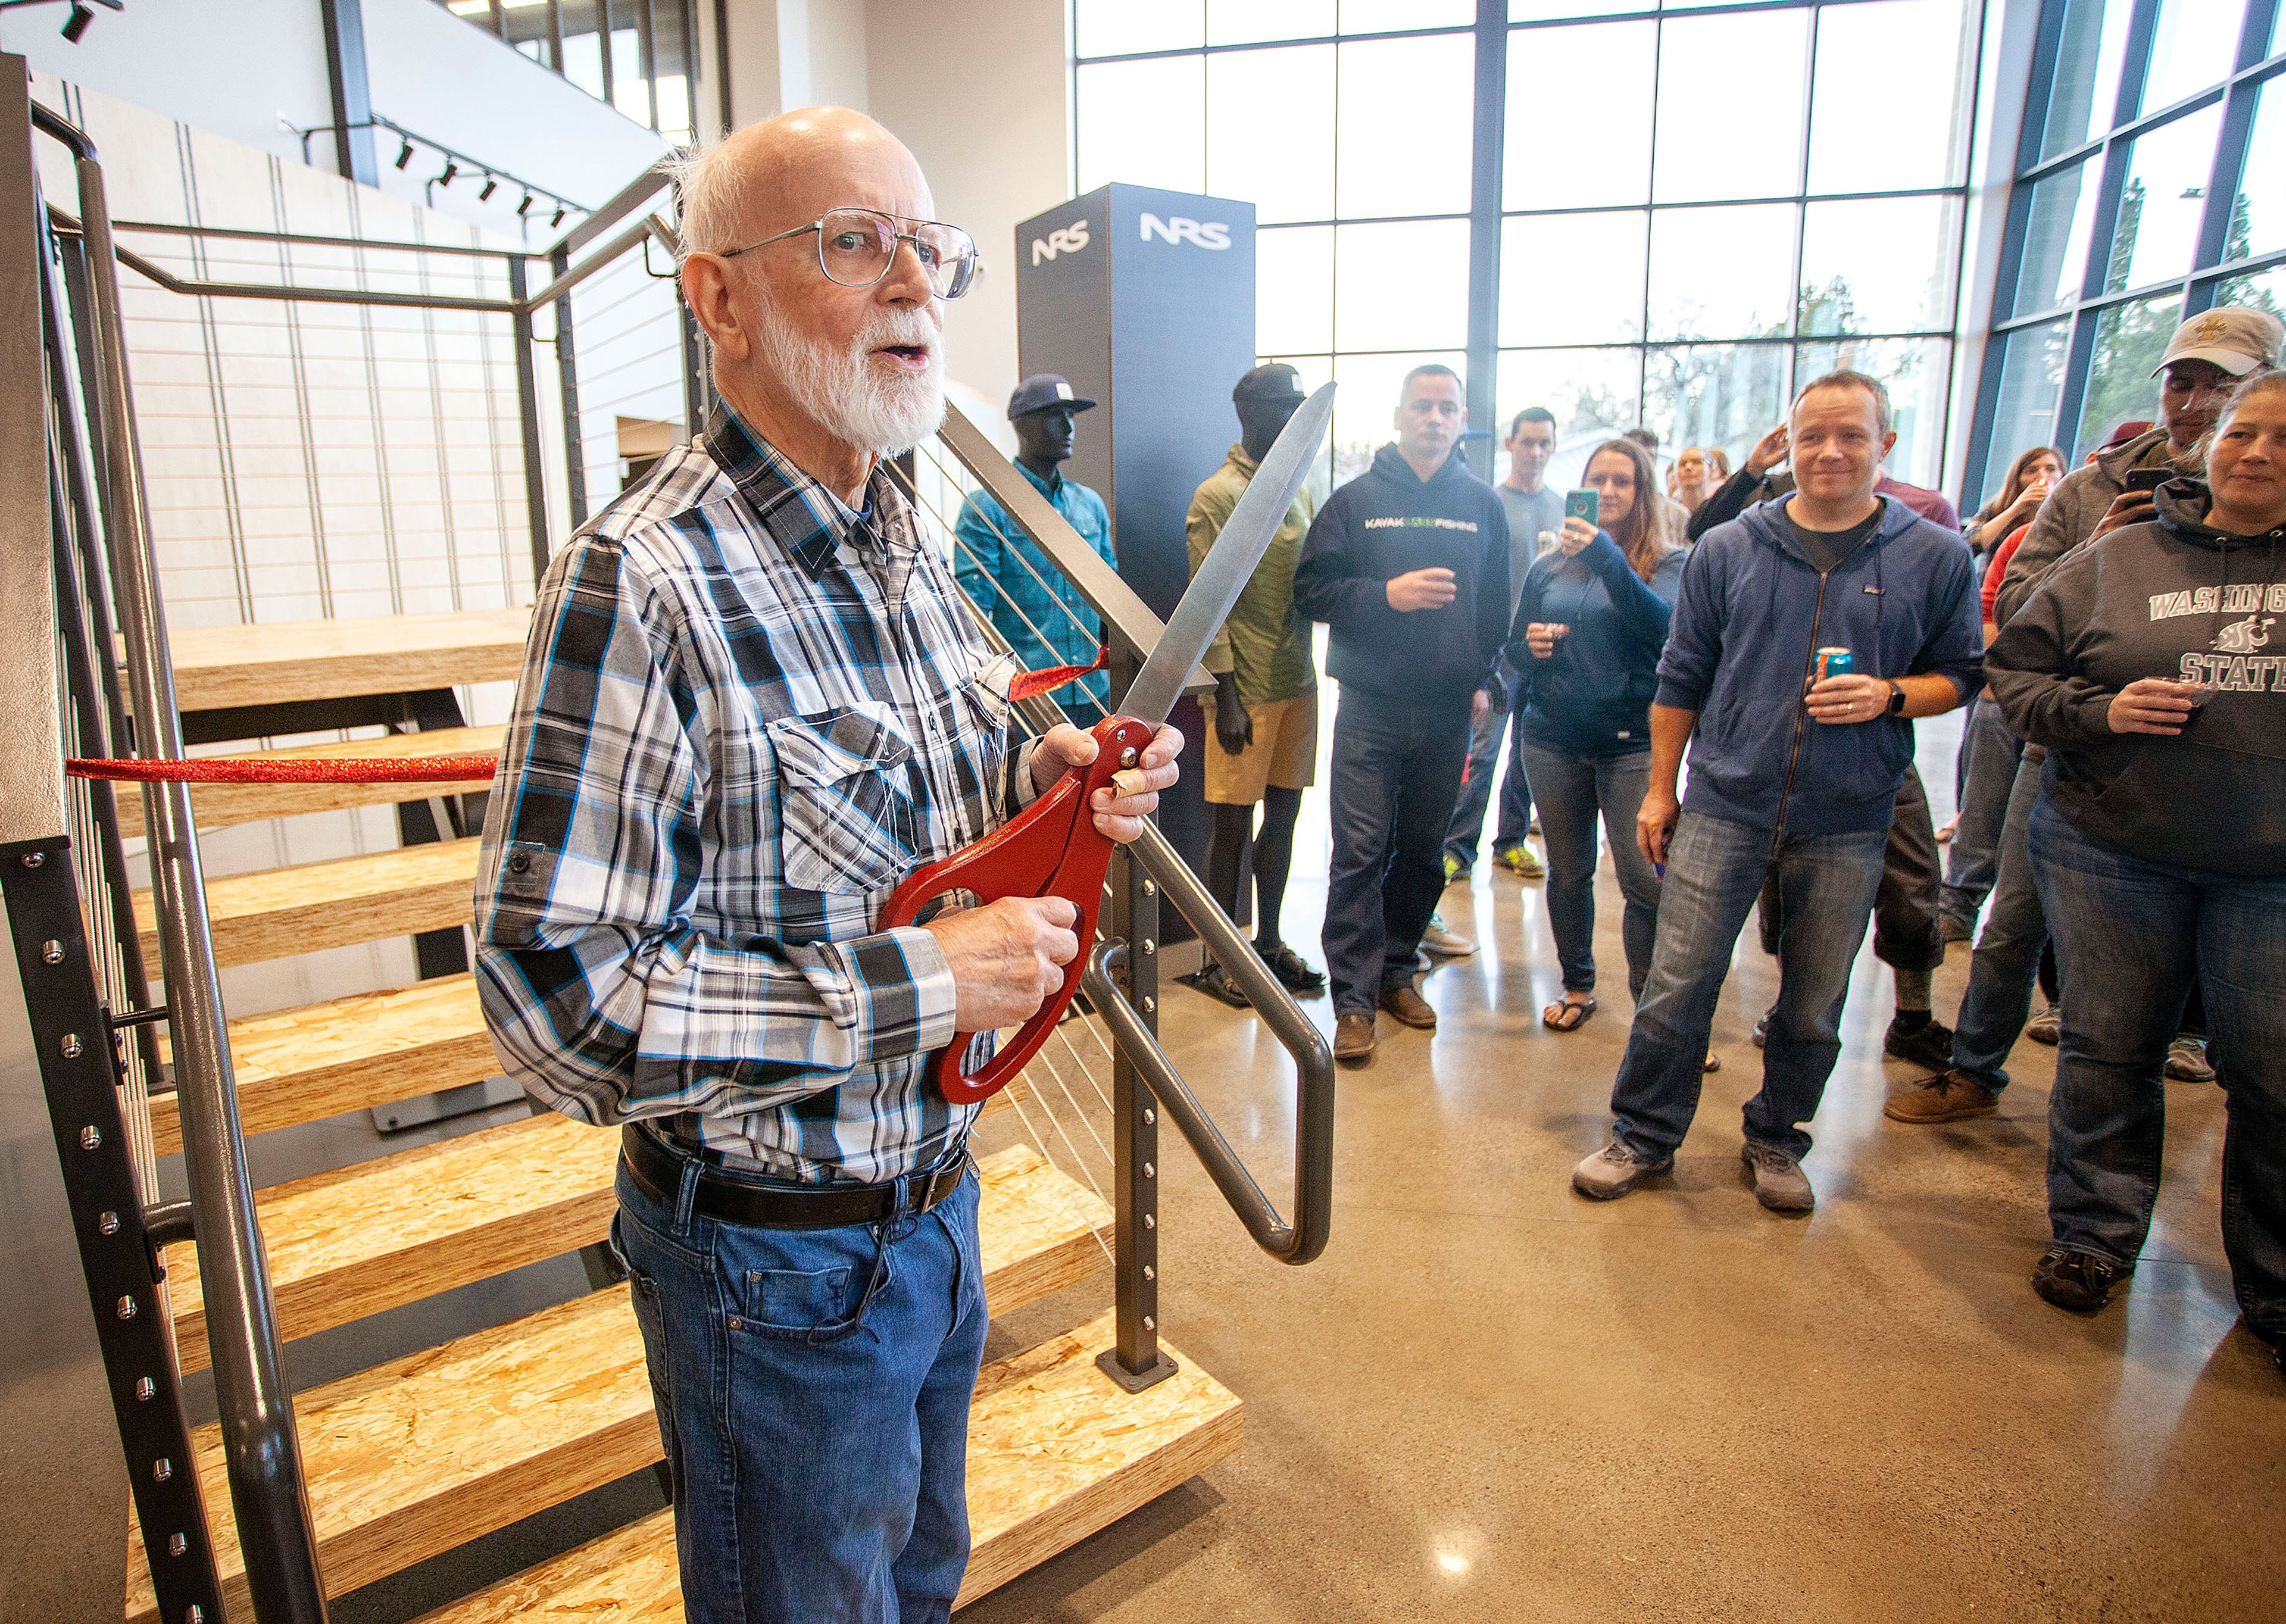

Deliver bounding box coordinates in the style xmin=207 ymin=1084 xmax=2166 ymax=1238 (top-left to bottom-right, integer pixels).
xmin=474 ymin=407 xmax=1039 ymax=1184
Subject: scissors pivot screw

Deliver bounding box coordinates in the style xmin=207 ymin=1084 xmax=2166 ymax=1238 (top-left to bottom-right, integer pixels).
xmin=1118 ymin=747 xmax=1139 ymax=768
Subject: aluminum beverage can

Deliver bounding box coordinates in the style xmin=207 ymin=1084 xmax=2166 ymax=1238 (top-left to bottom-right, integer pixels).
xmin=1815 ymin=647 xmax=1854 ymax=681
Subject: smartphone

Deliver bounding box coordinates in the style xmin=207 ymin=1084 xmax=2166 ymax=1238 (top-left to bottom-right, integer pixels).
xmin=1565 ymin=488 xmax=1600 ymax=527
xmin=2122 ymin=469 xmax=2169 ymax=494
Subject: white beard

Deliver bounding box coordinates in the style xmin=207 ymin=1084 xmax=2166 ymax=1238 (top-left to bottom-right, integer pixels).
xmin=751 ymin=295 xmax=945 ymax=457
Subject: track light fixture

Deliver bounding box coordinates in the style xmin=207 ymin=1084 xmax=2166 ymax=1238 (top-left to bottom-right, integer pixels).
xmin=62 ymin=2 xmax=94 ymax=41
xmin=479 ymin=176 xmax=499 ymax=202
xmin=517 ymin=193 xmax=535 ymax=217
xmin=551 ymin=204 xmax=567 ymax=227
xmin=395 ymin=138 xmax=414 ymax=170
xmin=437 ymin=160 xmax=460 ymax=188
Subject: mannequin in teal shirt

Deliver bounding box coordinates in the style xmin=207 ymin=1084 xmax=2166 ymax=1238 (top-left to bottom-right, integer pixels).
xmin=953 ymin=374 xmax=1117 ymax=716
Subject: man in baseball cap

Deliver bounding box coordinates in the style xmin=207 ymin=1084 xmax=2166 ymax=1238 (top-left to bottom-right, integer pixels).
xmin=2150 ymin=305 xmax=2284 ymax=379
xmin=953 ymin=373 xmax=1117 ymax=712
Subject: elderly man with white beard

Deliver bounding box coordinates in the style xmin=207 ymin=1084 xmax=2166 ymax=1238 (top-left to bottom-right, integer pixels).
xmin=472 ymin=108 xmax=1182 ymax=1622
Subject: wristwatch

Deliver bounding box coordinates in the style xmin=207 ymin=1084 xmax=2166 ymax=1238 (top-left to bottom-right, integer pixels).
xmin=1885 ymin=679 xmax=1907 ymax=717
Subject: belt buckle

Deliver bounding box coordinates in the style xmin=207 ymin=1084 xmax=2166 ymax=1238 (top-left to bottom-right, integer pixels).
xmin=915 ymin=1157 xmax=963 ymax=1213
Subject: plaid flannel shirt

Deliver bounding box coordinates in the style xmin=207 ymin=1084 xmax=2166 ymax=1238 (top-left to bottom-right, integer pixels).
xmin=474 ymin=407 xmax=1039 ymax=1184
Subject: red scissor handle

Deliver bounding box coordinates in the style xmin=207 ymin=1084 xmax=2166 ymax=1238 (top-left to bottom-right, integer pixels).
xmin=877 ymin=713 xmax=1155 ymax=1104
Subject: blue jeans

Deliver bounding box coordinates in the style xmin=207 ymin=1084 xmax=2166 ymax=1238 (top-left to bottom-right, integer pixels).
xmin=1940 ymin=696 xmax=2023 ymax=929
xmin=1325 ymin=688 xmax=1472 ymax=1013
xmin=1517 ymin=741 xmax=1660 ymax=997
xmin=1610 ymin=811 xmax=1887 ymax=1161
xmin=1950 ymin=747 xmax=2048 ymax=1090
xmin=613 ymin=1142 xmax=989 ymax=1622
xmin=2028 ymin=799 xmax=2286 ymax=1341
xmin=1440 ymin=691 xmax=1533 ymax=867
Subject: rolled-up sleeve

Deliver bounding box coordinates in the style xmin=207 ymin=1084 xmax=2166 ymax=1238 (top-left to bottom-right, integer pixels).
xmin=473 ymin=535 xmax=958 ymax=1126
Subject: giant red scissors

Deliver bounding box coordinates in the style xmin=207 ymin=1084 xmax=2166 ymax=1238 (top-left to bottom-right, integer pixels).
xmin=880 ymin=383 xmax=1335 ymax=1104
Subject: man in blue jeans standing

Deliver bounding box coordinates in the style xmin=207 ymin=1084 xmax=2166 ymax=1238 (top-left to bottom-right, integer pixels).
xmin=1572 ymin=371 xmax=1982 ymax=1211
xmin=1294 ymin=364 xmax=1510 ymax=1065
xmin=474 ymin=110 xmax=1183 ymax=1621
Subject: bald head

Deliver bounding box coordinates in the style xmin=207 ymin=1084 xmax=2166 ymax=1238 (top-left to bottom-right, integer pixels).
xmin=675 ymin=107 xmax=933 ymax=260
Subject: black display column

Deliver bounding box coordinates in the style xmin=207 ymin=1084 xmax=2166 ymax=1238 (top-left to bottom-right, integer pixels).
xmin=1014 ymin=183 xmax=1258 ymax=914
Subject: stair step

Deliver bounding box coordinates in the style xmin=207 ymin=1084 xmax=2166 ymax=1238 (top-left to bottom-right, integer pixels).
xmin=164 ymin=607 xmax=532 ymax=713
xmin=134 ymin=1283 xmax=1189 ymax=1624
xmin=115 ymin=725 xmax=504 ymax=840
xmin=163 ymin=1134 xmax=1109 ymax=1375
xmin=150 ymin=975 xmax=1039 ymax=1158
xmin=133 ymin=836 xmax=479 ymax=969
xmin=401 ymin=1310 xmax=1241 ymax=1623
xmin=151 ymin=975 xmax=499 ymax=1158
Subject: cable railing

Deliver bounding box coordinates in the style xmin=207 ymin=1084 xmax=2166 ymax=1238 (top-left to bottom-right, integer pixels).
xmin=4 ymin=68 xmax=1332 ymax=1620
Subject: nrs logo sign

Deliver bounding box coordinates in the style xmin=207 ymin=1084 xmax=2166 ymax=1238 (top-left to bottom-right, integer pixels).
xmin=1029 ymin=219 xmax=1090 ymax=265
xmin=1139 ymin=213 xmax=1231 ymax=249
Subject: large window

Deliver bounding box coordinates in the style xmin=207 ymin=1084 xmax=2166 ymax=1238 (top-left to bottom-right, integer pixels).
xmin=1075 ymin=0 xmax=1982 ymax=488
xmin=1970 ymin=0 xmax=2283 ymax=499
xmin=438 ymin=0 xmax=698 ymax=143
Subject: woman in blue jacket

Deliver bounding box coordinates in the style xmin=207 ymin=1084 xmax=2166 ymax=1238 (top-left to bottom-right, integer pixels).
xmin=1509 ymin=436 xmax=1685 ymax=1030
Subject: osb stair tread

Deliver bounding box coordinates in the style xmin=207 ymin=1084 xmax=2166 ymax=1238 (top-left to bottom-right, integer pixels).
xmin=162 ymin=606 xmax=532 ymax=712
xmin=163 ymin=1136 xmax=1108 ymax=1376
xmin=149 ymin=975 xmax=1035 ymax=1159
xmin=132 ymin=1247 xmax=1150 ymax=1624
xmin=132 ymin=835 xmax=480 ymax=969
xmin=404 ymin=1310 xmax=1242 ymax=1623
xmin=116 ymin=724 xmax=505 ymax=839
xmin=151 ymin=974 xmax=499 ymax=1158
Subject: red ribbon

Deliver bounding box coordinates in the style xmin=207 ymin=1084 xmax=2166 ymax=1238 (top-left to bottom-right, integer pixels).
xmin=1005 ymin=648 xmax=1109 ymax=702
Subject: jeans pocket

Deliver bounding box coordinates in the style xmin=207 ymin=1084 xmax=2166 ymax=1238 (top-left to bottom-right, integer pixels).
xmin=730 ymin=1235 xmax=892 ymax=1345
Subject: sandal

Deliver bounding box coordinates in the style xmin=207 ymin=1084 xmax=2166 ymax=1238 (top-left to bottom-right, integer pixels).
xmin=1542 ymin=997 xmax=1597 ymax=1032
xmin=1257 ymin=941 xmax=1326 ymax=995
xmin=1185 ymin=961 xmax=1251 ymax=1009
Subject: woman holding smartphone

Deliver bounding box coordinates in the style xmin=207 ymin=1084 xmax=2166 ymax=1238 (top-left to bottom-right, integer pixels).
xmin=1507 ymin=437 xmax=1685 ymax=1032
xmin=1985 ymin=373 xmax=2286 ymax=1369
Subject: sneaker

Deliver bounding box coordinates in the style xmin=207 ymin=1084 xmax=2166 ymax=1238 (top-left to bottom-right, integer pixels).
xmin=1420 ymin=911 xmax=1476 ymax=957
xmin=1257 ymin=941 xmax=1326 ymax=995
xmin=1571 ymin=1140 xmax=1673 ymax=1200
xmin=1441 ymin=852 xmax=1469 ymax=886
xmin=1740 ymin=1141 xmax=1815 ymax=1211
xmin=1333 ymin=1012 xmax=1376 ymax=1064
xmin=1884 ymin=1012 xmax=1956 ymax=1072
xmin=1378 ymin=981 xmax=1437 ymax=1030
xmin=1494 ymin=843 xmax=1546 ymax=879
xmin=2032 ymin=1246 xmax=2131 ymax=1313
xmin=2025 ymin=1001 xmax=2062 ymax=1046
xmin=2165 ymin=1034 xmax=2216 ymax=1083
xmin=1940 ymin=914 xmax=1976 ymax=946
xmin=1885 ymin=1069 xmax=2000 ymax=1124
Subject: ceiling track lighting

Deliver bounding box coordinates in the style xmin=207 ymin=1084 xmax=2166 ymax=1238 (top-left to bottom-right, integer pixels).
xmin=517 ymin=193 xmax=535 ymax=217
xmin=61 ymin=2 xmax=94 ymax=41
xmin=436 ymin=160 xmax=460 ymax=188
xmin=479 ymin=176 xmax=499 ymax=201
xmin=550 ymin=204 xmax=567 ymax=227
xmin=394 ymin=138 xmax=415 ymax=170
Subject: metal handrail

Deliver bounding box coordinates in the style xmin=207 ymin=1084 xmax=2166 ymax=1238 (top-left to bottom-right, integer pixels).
xmin=34 ymin=98 xmax=332 ymax=1622
xmin=921 ymin=421 xmax=1337 ymax=1269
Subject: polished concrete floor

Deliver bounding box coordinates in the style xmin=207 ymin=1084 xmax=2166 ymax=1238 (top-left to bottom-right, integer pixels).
xmin=962 ymin=724 xmax=2285 ymax=1624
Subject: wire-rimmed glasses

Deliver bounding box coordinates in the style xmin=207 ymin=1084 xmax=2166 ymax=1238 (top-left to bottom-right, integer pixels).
xmin=719 ymin=207 xmax=980 ymax=300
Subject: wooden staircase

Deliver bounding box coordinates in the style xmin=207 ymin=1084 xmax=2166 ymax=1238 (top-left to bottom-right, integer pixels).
xmin=129 ymin=607 xmax=1241 ymax=1617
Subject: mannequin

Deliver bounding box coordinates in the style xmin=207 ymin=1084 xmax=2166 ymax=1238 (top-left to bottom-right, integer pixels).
xmin=1014 ymin=401 xmax=1076 ymax=482
xmin=1183 ymin=363 xmax=1325 ymax=1002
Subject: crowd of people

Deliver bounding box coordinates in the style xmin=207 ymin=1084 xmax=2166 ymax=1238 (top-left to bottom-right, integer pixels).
xmin=1161 ymin=310 xmax=2286 ymax=1376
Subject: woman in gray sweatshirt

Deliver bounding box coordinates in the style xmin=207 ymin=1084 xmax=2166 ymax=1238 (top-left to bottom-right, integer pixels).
xmin=1985 ymin=372 xmax=2286 ymax=1373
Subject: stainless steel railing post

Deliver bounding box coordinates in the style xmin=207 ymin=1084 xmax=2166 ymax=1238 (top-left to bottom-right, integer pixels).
xmin=52 ymin=107 xmax=331 ymax=1623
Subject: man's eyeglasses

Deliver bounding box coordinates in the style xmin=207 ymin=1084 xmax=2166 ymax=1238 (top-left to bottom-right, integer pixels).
xmin=719 ymin=207 xmax=980 ymax=300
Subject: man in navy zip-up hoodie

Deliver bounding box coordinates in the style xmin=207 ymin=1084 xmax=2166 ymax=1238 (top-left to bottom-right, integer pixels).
xmin=1572 ymin=371 xmax=1982 ymax=1211
xmin=1293 ymin=364 xmax=1509 ymax=1062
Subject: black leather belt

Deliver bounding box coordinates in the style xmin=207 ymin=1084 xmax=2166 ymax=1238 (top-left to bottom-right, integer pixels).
xmin=619 ymin=1123 xmax=970 ymax=1231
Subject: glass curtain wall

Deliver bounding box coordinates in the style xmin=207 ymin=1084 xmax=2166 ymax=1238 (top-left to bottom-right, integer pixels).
xmin=1074 ymin=0 xmax=1983 ymax=488
xmin=437 ymin=0 xmax=699 ymax=143
xmin=1970 ymin=0 xmax=2282 ymax=500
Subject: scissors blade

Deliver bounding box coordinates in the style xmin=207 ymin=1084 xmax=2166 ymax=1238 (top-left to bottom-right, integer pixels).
xmin=1116 ymin=381 xmax=1335 ymax=730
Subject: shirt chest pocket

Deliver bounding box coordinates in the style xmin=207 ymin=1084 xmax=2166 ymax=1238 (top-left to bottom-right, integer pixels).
xmin=768 ymin=702 xmax=919 ymax=895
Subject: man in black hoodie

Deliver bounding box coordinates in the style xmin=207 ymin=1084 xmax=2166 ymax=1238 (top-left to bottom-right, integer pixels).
xmin=1294 ymin=365 xmax=1510 ymax=1064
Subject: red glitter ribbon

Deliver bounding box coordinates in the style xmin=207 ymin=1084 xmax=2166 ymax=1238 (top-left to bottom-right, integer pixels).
xmin=67 ymin=755 xmax=499 ymax=785
xmin=1005 ymin=647 xmax=1110 ymax=702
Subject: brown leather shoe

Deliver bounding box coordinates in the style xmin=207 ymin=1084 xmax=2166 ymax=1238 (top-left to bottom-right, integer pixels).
xmin=1378 ymin=982 xmax=1437 ymax=1029
xmin=1334 ymin=1012 xmax=1377 ymax=1064
xmin=1885 ymin=1068 xmax=2000 ymax=1124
